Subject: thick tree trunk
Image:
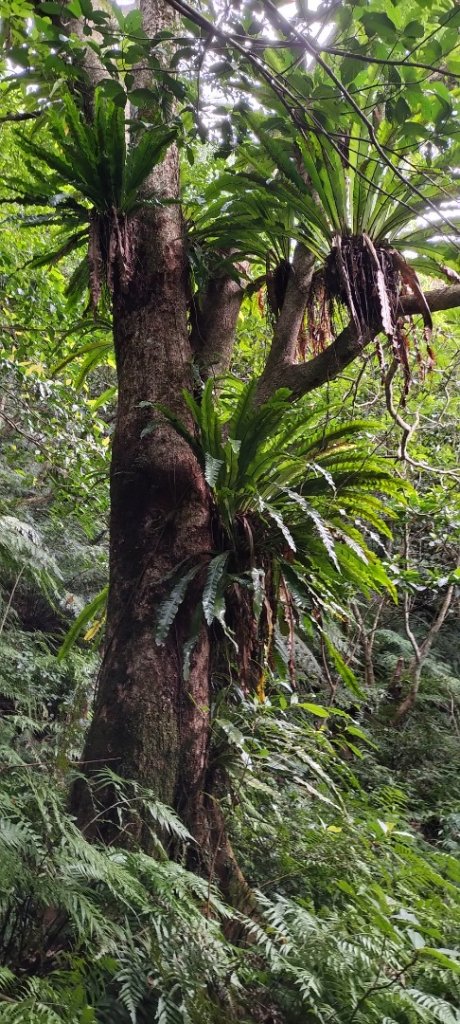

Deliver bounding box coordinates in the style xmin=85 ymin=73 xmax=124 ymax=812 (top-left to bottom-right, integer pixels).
xmin=69 ymin=1 xmax=254 ymax=906
xmin=72 ymin=149 xmax=213 ymax=848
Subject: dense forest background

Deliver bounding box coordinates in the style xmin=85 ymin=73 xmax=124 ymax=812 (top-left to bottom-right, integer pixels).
xmin=0 ymin=0 xmax=460 ymax=1021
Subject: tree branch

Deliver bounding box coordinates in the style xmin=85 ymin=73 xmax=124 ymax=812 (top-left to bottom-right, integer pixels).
xmin=321 ymin=47 xmax=460 ymax=79
xmin=400 ymin=284 xmax=460 ymax=316
xmin=191 ymin=271 xmax=246 ymax=378
xmin=258 ymin=284 xmax=460 ymax=402
xmin=0 ymin=111 xmax=42 ymax=124
xmin=258 ymin=318 xmax=370 ymax=403
xmin=266 ymin=244 xmax=316 ymax=366
xmin=256 ymin=244 xmax=315 ymax=401
xmin=384 ymin=359 xmax=460 ymax=477
xmin=393 ymin=529 xmax=458 ymax=724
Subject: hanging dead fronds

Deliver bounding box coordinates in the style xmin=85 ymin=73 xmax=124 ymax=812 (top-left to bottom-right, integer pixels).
xmin=227 ymin=523 xmax=278 ymax=694
xmin=391 ymin=250 xmax=433 ymax=332
xmin=88 ymin=209 xmax=136 ymax=309
xmin=296 ymin=315 xmax=308 ymax=361
xmin=307 ymin=233 xmax=434 ymax=397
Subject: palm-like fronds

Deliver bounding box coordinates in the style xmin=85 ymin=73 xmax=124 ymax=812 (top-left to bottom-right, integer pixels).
xmin=157 ymin=378 xmax=407 ymax=692
xmin=198 ymin=112 xmax=460 ymax=273
xmin=4 ymin=89 xmax=177 ymax=306
xmin=194 ymin=113 xmax=460 ymax=384
xmin=19 ymin=89 xmax=176 ymax=215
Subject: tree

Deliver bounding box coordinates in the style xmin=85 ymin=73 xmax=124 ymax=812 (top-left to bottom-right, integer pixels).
xmin=1 ymin=0 xmax=460 ymax=883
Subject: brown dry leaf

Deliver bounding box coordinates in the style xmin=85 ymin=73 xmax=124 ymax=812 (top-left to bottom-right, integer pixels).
xmin=334 ymin=234 xmax=361 ymax=332
xmin=392 ymin=250 xmax=433 ymax=331
xmin=363 ymin=233 xmax=394 ymax=337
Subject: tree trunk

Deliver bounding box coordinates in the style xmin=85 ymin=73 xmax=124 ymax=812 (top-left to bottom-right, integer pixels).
xmin=71 ymin=146 xmax=213 ymax=849
xmin=68 ymin=2 xmax=255 ymax=906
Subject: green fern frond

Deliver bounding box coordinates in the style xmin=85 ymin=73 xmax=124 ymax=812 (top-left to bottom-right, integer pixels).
xmin=155 ymin=564 xmax=201 ymax=645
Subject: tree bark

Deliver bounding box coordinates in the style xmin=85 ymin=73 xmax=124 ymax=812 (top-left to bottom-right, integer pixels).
xmin=257 ymin=285 xmax=460 ymax=403
xmin=191 ymin=270 xmax=246 ymax=378
xmin=71 ymin=43 xmax=213 ymax=847
xmin=68 ymin=2 xmax=253 ymax=905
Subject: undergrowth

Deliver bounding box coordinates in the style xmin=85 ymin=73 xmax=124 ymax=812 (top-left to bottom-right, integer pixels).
xmin=1 ymin=650 xmax=460 ymax=1024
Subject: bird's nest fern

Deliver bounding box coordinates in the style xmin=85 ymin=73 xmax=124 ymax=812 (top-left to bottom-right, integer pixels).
xmin=308 ymin=233 xmax=434 ymax=394
xmin=2 ymin=88 xmax=177 ymax=308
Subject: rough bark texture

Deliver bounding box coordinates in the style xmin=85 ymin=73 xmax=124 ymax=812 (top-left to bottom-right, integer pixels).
xmin=191 ymin=272 xmax=245 ymax=378
xmin=72 ymin=74 xmax=213 ymax=846
xmin=69 ymin=0 xmax=251 ymax=897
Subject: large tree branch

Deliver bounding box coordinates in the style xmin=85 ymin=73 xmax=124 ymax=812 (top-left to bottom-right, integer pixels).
xmin=400 ymin=284 xmax=460 ymax=316
xmin=192 ymin=240 xmax=313 ymax=382
xmin=261 ymin=243 xmax=315 ymax=380
xmin=257 ymin=284 xmax=460 ymax=402
xmin=191 ymin=273 xmax=246 ymax=378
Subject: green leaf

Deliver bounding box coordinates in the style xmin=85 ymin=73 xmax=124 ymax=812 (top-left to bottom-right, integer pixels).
xmin=202 ymin=553 xmax=229 ymax=626
xmin=97 ymin=79 xmax=126 ymax=107
xmin=125 ymin=9 xmax=143 ymax=32
xmin=128 ymin=88 xmax=158 ymax=107
xmin=58 ymin=587 xmax=108 ymax=661
xmin=124 ymin=126 xmax=177 ymax=208
xmin=204 ymin=453 xmax=223 ymax=487
xmin=52 ymin=339 xmax=112 ymax=376
xmin=360 ymin=12 xmax=397 ymax=42
xmin=324 ymin=635 xmax=363 ymax=698
xmin=394 ymin=97 xmax=412 ymax=124
xmin=218 ymin=719 xmax=247 ymax=750
xmin=341 ymin=57 xmax=365 ymax=85
xmin=403 ymin=20 xmax=424 ymax=39
xmin=296 ymin=703 xmax=330 ymax=718
xmin=155 ymin=564 xmax=201 ymax=645
xmin=419 ymin=949 xmax=460 ymax=974
xmin=244 ymin=112 xmax=308 ymax=194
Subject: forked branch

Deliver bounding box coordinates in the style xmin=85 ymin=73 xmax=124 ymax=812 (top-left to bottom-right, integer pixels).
xmin=257 ymin=284 xmax=460 ymax=402
xmin=384 ymin=360 xmax=460 ymax=478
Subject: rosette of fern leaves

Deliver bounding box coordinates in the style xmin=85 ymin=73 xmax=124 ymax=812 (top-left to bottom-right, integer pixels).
xmin=155 ymin=378 xmax=408 ymax=696
xmin=2 ymin=89 xmax=177 ymax=307
xmin=194 ymin=111 xmax=460 ymax=387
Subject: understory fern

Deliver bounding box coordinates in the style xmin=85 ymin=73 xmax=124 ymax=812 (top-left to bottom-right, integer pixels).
xmin=0 ymin=750 xmax=238 ymax=1024
xmin=1 ymin=640 xmax=459 ymax=1023
xmin=0 ymin=379 xmax=458 ymax=1024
